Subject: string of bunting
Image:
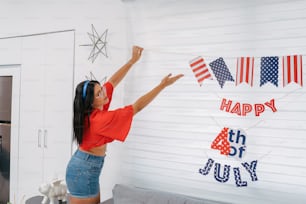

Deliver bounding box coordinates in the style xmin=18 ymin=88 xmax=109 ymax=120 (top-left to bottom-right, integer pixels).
xmin=189 ymin=55 xmax=303 ymax=88
xmin=108 ymin=45 xmax=304 ymax=88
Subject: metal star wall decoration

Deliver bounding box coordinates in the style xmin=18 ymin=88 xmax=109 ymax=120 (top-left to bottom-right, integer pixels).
xmin=85 ymin=71 xmax=107 ymax=84
xmin=80 ymin=24 xmax=108 ymax=63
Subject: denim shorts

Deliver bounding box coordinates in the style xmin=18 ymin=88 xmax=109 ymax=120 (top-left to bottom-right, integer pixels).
xmin=65 ymin=149 xmax=105 ymax=198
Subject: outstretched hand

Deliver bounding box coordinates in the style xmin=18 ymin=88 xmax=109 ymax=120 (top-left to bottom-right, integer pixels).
xmin=130 ymin=46 xmax=144 ymax=64
xmin=160 ymin=73 xmax=184 ymax=88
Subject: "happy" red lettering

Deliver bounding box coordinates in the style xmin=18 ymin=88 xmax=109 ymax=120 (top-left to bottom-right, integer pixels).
xmin=220 ymin=98 xmax=277 ymax=117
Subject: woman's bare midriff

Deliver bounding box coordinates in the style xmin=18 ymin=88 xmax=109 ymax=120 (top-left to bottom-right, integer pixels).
xmin=79 ymin=144 xmax=107 ymax=156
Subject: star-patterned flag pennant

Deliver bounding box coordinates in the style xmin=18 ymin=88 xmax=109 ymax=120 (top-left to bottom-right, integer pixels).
xmin=236 ymin=57 xmax=254 ymax=87
xmin=209 ymin=57 xmax=235 ymax=88
xmin=260 ymin=56 xmax=279 ymax=87
xmin=282 ymin=55 xmax=303 ymax=87
xmin=189 ymin=56 xmax=212 ymax=86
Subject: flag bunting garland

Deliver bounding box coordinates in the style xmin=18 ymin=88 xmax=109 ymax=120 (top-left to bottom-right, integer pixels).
xmin=189 ymin=55 xmax=303 ymax=88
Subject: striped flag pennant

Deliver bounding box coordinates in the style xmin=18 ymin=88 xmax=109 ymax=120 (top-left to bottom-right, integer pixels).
xmin=282 ymin=55 xmax=303 ymax=87
xmin=236 ymin=57 xmax=255 ymax=87
xmin=189 ymin=56 xmax=212 ymax=86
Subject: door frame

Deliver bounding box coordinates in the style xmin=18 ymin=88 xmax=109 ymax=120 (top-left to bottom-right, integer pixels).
xmin=0 ymin=65 xmax=21 ymax=202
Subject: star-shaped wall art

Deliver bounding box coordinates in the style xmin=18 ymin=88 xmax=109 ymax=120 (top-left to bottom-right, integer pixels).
xmin=85 ymin=71 xmax=107 ymax=84
xmin=80 ymin=24 xmax=108 ymax=63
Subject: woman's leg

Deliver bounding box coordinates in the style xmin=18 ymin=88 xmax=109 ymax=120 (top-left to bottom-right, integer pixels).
xmin=68 ymin=193 xmax=100 ymax=204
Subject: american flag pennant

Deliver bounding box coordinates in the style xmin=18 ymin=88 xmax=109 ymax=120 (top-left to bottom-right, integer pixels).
xmin=236 ymin=57 xmax=254 ymax=87
xmin=260 ymin=56 xmax=279 ymax=87
xmin=189 ymin=56 xmax=212 ymax=86
xmin=282 ymin=55 xmax=303 ymax=87
xmin=209 ymin=57 xmax=234 ymax=88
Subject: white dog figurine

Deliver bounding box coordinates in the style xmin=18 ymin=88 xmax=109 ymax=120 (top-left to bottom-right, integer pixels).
xmin=39 ymin=179 xmax=67 ymax=204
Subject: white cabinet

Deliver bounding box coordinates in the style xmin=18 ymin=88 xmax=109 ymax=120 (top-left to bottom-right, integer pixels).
xmin=17 ymin=31 xmax=74 ymax=200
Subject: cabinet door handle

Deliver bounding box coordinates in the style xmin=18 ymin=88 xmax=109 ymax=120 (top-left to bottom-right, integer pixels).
xmin=38 ymin=129 xmax=42 ymax=147
xmin=44 ymin=129 xmax=48 ymax=148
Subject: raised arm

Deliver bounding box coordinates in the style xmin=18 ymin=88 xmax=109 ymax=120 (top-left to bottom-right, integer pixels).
xmin=108 ymin=46 xmax=143 ymax=88
xmin=132 ymin=73 xmax=184 ymax=115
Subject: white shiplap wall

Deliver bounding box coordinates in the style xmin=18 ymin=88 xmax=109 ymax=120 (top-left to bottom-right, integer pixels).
xmin=122 ymin=0 xmax=306 ymax=203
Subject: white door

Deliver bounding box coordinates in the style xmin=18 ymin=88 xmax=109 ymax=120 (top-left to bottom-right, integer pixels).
xmin=18 ymin=35 xmax=46 ymax=198
xmin=17 ymin=31 xmax=74 ymax=200
xmin=42 ymin=31 xmax=74 ymax=182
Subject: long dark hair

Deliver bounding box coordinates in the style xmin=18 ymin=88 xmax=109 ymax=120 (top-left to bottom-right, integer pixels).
xmin=73 ymin=80 xmax=100 ymax=145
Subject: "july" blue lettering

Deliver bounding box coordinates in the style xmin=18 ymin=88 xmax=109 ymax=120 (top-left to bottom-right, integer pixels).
xmin=199 ymin=158 xmax=258 ymax=187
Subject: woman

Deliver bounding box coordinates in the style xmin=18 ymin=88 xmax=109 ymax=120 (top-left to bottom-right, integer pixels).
xmin=66 ymin=46 xmax=183 ymax=204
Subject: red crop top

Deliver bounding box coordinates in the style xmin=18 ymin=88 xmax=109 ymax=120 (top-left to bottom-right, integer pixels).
xmin=79 ymin=82 xmax=134 ymax=150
